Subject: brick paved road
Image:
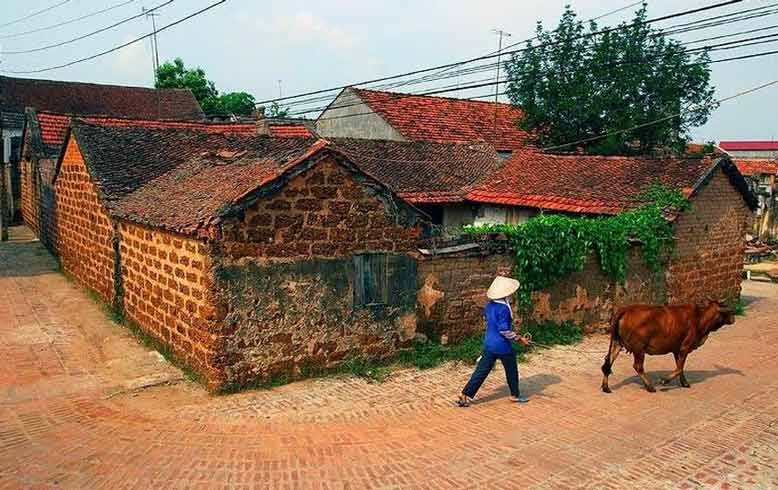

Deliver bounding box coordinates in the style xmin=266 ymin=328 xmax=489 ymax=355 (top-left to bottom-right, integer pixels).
xmin=1 ymin=226 xmax=778 ymax=490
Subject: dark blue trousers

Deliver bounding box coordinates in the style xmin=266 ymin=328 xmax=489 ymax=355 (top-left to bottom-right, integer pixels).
xmin=462 ymin=350 xmax=520 ymax=398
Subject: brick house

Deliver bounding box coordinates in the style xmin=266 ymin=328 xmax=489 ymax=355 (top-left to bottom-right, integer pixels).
xmin=53 ymin=119 xmax=427 ymax=389
xmin=21 ymin=110 xmax=254 ymax=254
xmin=1 ymin=75 xmax=204 ymax=222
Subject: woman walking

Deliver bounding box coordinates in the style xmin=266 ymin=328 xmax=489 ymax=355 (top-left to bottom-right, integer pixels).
xmin=457 ymin=275 xmax=530 ymax=407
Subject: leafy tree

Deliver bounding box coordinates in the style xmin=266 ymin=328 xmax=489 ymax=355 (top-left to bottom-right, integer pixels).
xmin=218 ymin=92 xmax=256 ymax=116
xmin=155 ymin=58 xmax=257 ymax=117
xmin=268 ymin=101 xmax=290 ymax=118
xmin=505 ymin=4 xmax=716 ymax=155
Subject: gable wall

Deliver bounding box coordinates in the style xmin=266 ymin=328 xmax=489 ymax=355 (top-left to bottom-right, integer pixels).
xmin=315 ymin=90 xmax=406 ymax=141
xmin=220 ymin=157 xmax=423 ymax=260
xmin=667 ymin=169 xmax=752 ymax=303
xmin=54 ymin=139 xmax=116 ymax=304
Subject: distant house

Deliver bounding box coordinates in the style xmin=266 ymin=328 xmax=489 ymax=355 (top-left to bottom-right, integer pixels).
xmin=317 ymin=88 xmax=754 ymax=231
xmin=721 ymin=142 xmax=778 ymax=241
xmin=1 ymin=75 xmax=204 ymax=221
xmin=719 ymin=140 xmax=778 ymax=160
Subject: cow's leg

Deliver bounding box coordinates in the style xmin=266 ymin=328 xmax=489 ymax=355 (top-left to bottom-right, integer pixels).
xmin=601 ymin=341 xmax=622 ymax=393
xmin=661 ymin=351 xmax=690 ymax=388
xmin=633 ymin=352 xmax=655 ymax=393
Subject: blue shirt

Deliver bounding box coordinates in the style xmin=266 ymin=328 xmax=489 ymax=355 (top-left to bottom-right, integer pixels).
xmin=483 ymin=301 xmax=514 ymax=355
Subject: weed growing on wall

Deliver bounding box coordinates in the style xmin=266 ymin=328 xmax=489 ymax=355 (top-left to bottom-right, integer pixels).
xmin=463 ymin=184 xmax=689 ymax=311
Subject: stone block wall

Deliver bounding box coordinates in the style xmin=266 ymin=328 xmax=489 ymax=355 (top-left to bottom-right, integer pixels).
xmin=215 ymin=255 xmax=418 ymax=388
xmin=20 ymin=158 xmax=40 ymax=237
xmin=54 ymin=140 xmax=116 ymax=304
xmin=416 ymin=253 xmax=513 ymax=342
xmin=416 ymin=247 xmax=666 ymax=341
xmin=119 ymin=222 xmax=225 ymax=387
xmin=220 ymin=158 xmax=422 ymax=259
xmin=667 ymin=169 xmax=752 ymax=303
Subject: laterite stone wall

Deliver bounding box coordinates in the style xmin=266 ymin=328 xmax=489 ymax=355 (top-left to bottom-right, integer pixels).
xmin=666 ymin=169 xmax=752 ymax=303
xmin=220 ymin=158 xmax=422 ymax=259
xmin=119 ymin=222 xmax=225 ymax=387
xmin=20 ymin=157 xmax=40 ymax=238
xmin=54 ymin=139 xmax=116 ymax=304
xmin=213 ymin=158 xmax=424 ymax=388
xmin=417 ymin=248 xmax=666 ymax=341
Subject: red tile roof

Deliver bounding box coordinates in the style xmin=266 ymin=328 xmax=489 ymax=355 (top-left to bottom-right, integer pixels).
xmin=344 ymin=88 xmax=531 ymax=150
xmin=329 ymin=138 xmax=502 ymax=204
xmin=1 ymin=75 xmax=204 ymax=121
xmin=719 ymin=141 xmax=778 ymax=151
xmin=735 ymin=158 xmax=778 ymax=176
xmin=466 ymin=150 xmax=751 ymax=215
xmin=35 ymin=111 xmax=255 ymax=149
xmin=267 ymin=123 xmax=313 ymax=138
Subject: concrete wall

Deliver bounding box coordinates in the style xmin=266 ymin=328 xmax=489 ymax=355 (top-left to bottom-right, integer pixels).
xmin=315 ymin=89 xmax=406 ymax=141
xmin=666 ymin=168 xmax=752 ymax=303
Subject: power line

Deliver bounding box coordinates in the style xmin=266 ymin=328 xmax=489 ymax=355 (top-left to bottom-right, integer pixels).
xmin=0 ymin=1 xmax=228 ymax=74
xmin=312 ymin=47 xmax=778 ymax=124
xmin=0 ymin=0 xmax=72 ymax=30
xmin=292 ymin=27 xmax=777 ymax=119
xmin=0 ymin=0 xmax=137 ymax=41
xmin=0 ymin=1 xmax=173 ymax=55
xmin=284 ymin=1 xmax=778 ymax=115
xmin=255 ymin=0 xmax=746 ymax=106
xmin=542 ymin=77 xmax=778 ymax=152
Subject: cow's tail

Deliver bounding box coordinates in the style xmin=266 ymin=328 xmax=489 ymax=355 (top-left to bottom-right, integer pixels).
xmin=601 ymin=309 xmax=624 ymax=377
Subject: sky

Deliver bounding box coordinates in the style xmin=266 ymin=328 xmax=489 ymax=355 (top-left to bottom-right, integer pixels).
xmin=1 ymin=0 xmax=776 ymax=142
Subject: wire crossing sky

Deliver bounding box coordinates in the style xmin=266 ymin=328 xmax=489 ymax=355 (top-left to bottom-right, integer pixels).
xmin=1 ymin=0 xmax=776 ymax=141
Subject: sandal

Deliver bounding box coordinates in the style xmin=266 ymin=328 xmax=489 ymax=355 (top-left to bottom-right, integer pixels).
xmin=457 ymin=394 xmax=471 ymax=407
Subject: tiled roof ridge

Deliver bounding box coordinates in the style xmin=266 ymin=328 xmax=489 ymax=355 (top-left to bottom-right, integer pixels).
xmin=351 ymin=87 xmax=517 ymax=108
xmin=34 ymin=109 xmax=250 ymax=126
xmin=0 ymin=74 xmax=191 ymax=94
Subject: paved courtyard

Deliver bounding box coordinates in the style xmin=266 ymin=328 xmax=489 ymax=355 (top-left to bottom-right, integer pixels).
xmin=1 ymin=226 xmax=778 ymax=490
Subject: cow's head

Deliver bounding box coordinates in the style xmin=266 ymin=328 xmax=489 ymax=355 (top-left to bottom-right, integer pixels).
xmin=701 ymin=299 xmax=736 ymax=334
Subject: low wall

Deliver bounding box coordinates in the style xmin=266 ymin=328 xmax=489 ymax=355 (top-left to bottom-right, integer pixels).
xmin=416 ymin=246 xmax=666 ymax=341
xmin=214 ymin=254 xmax=418 ymax=388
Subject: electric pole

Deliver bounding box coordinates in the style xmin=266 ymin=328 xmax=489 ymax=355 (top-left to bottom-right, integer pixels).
xmin=491 ymin=29 xmax=512 ymax=104
xmin=144 ymin=6 xmax=161 ymax=84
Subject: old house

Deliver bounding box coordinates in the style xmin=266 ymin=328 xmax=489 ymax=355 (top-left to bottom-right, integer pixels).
xmin=53 ymin=119 xmax=426 ymax=389
xmin=21 ymin=110 xmax=254 ymax=254
xmin=416 ymin=154 xmax=756 ymax=341
xmin=719 ymin=141 xmax=778 ymax=241
xmin=1 ymin=75 xmax=204 ymax=222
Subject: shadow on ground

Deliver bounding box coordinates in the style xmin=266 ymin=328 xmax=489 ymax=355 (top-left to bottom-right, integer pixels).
xmin=472 ymin=373 xmax=563 ymax=404
xmin=609 ymin=364 xmax=744 ymax=392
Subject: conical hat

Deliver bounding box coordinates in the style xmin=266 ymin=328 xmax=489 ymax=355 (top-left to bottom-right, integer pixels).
xmin=486 ymin=275 xmax=520 ymax=300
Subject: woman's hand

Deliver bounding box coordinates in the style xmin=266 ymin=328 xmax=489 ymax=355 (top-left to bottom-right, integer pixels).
xmin=517 ymin=336 xmax=531 ymax=346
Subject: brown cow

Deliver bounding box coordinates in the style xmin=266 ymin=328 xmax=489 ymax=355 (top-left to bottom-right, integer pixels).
xmin=601 ymin=300 xmax=736 ymax=393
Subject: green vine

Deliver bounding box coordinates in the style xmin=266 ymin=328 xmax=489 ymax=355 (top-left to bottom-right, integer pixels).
xmin=463 ymin=183 xmax=689 ymax=311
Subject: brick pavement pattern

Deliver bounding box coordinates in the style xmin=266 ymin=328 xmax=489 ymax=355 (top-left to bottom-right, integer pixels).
xmin=1 ymin=226 xmax=778 ymax=490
